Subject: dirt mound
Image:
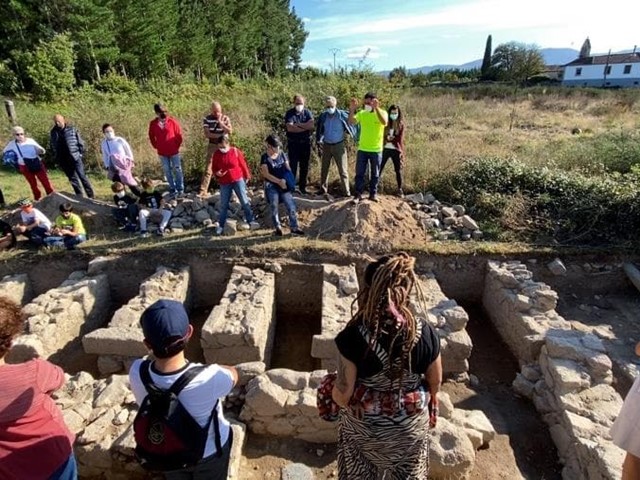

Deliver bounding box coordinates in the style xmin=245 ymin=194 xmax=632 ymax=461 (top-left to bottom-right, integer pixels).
xmin=2 ymin=192 xmax=115 ymax=234
xmin=300 ymin=196 xmax=428 ymax=251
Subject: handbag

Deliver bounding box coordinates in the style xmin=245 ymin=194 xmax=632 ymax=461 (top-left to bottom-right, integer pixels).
xmin=15 ymin=143 xmax=42 ymax=173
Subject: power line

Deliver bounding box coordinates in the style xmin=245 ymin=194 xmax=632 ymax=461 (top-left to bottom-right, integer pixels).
xmin=328 ymin=48 xmax=340 ymax=73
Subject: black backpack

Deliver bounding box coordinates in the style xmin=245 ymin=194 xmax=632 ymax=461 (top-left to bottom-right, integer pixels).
xmin=133 ymin=360 xmax=222 ymax=471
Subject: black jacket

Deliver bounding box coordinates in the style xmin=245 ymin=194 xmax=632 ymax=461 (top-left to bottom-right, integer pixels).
xmin=50 ymin=125 xmax=85 ymax=165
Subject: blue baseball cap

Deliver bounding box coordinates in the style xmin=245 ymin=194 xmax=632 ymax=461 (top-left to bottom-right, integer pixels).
xmin=140 ymin=299 xmax=189 ymax=352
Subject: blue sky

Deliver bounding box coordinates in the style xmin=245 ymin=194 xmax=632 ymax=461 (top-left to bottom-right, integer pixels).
xmin=291 ymin=0 xmax=640 ymax=71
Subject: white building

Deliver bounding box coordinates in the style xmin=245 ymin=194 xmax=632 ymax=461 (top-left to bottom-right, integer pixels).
xmin=562 ymin=52 xmax=640 ymax=88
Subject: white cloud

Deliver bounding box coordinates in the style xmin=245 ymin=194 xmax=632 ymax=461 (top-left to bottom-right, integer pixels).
xmin=344 ymin=45 xmax=385 ymax=60
xmin=302 ymin=17 xmax=311 ymax=23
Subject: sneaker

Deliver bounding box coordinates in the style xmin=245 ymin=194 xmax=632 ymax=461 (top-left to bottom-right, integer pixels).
xmin=275 ymin=228 xmax=283 ymax=236
xmin=156 ymin=228 xmax=165 ymax=237
xmin=368 ymin=195 xmax=380 ymax=203
xmin=397 ymin=189 xmax=404 ymax=198
xmin=238 ymin=222 xmax=251 ymax=231
xmin=352 ymin=195 xmax=362 ymax=205
xmin=249 ymin=221 xmax=260 ymax=230
xmin=215 ymin=226 xmax=223 ymax=236
xmin=139 ymin=230 xmax=149 ymax=238
xmin=176 ymin=192 xmax=185 ymax=199
xmin=291 ymin=228 xmax=305 ymax=236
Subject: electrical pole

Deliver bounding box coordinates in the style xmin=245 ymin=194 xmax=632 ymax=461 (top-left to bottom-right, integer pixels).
xmin=328 ymin=48 xmax=340 ymax=73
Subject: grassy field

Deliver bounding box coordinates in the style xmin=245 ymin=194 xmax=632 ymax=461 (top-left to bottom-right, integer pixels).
xmin=1 ymin=80 xmax=639 ymax=246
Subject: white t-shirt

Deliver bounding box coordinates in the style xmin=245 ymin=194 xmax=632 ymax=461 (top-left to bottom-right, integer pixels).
xmin=3 ymin=139 xmax=44 ymax=166
xmin=20 ymin=208 xmax=52 ymax=230
xmin=129 ymin=359 xmax=234 ymax=458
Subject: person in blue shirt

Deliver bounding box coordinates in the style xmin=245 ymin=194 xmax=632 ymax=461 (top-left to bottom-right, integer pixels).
xmin=315 ymin=96 xmax=352 ymax=199
xmin=284 ymin=95 xmax=314 ymax=194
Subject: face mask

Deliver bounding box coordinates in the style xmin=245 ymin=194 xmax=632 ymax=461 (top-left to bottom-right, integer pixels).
xmin=105 ymin=131 xmax=115 ymax=140
xmin=364 ymin=105 xmax=373 ymax=112
xmin=326 ymin=107 xmax=336 ymax=115
xmin=295 ymin=104 xmax=304 ymax=113
xmin=390 ymin=113 xmax=398 ymax=121
xmin=116 ymin=190 xmax=126 ymax=198
xmin=219 ymin=147 xmax=229 ymax=153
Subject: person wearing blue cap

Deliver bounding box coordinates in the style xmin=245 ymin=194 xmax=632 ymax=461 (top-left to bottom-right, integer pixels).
xmin=128 ymin=299 xmax=238 ymax=479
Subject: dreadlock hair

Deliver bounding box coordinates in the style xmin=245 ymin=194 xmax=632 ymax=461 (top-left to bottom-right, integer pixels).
xmin=348 ymin=252 xmax=419 ymax=388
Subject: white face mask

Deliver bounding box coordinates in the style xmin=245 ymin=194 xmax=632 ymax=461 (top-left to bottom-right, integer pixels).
xmin=390 ymin=113 xmax=399 ymax=121
xmin=326 ymin=107 xmax=336 ymax=115
xmin=364 ymin=105 xmax=373 ymax=112
xmin=105 ymin=131 xmax=115 ymax=140
xmin=295 ymin=104 xmax=304 ymax=113
xmin=219 ymin=147 xmax=230 ymax=153
xmin=116 ymin=190 xmax=126 ymax=198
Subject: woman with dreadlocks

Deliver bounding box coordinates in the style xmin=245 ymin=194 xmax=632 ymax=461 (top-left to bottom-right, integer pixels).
xmin=332 ymin=252 xmax=442 ymax=479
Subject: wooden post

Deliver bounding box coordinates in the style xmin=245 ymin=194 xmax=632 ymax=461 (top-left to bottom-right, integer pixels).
xmin=4 ymin=100 xmax=16 ymax=124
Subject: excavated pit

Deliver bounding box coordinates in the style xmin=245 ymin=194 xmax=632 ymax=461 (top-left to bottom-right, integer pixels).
xmin=2 ymin=252 xmax=638 ymax=479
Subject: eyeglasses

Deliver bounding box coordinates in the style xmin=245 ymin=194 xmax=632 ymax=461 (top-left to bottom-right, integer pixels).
xmin=14 ymin=133 xmax=24 ymax=137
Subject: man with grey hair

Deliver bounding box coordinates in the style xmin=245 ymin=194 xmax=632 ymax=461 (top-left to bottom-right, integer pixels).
xmin=199 ymin=101 xmax=233 ymax=197
xmin=315 ymin=96 xmax=353 ymax=198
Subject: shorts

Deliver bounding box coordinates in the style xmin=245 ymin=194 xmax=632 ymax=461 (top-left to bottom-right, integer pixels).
xmin=611 ymin=375 xmax=640 ymax=457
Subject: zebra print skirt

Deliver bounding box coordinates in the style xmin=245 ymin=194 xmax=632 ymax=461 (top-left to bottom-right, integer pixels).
xmin=337 ymin=407 xmax=430 ymax=479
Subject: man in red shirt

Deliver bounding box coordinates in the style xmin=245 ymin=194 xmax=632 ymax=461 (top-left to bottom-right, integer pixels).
xmin=148 ymin=103 xmax=184 ymax=198
xmin=0 ymin=297 xmax=77 ymax=480
xmin=210 ymin=135 xmax=259 ymax=235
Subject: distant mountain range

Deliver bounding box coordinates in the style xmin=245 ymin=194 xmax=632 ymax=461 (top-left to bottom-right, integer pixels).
xmin=402 ymin=48 xmax=580 ymax=75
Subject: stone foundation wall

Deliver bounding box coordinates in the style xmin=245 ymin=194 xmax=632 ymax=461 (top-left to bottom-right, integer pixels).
xmin=0 ymin=273 xmax=34 ymax=305
xmin=311 ymin=264 xmax=359 ymax=371
xmin=483 ymin=261 xmax=624 ymax=479
xmin=201 ymin=266 xmax=276 ymax=366
xmin=82 ymin=266 xmax=191 ymax=374
xmin=8 ymin=271 xmax=110 ymax=363
xmin=54 ymin=371 xmax=246 ymax=480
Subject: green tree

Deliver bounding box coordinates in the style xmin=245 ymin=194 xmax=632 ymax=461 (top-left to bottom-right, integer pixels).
xmin=480 ymin=34 xmax=493 ymax=80
xmin=23 ymin=33 xmax=76 ymax=100
xmin=389 ymin=66 xmax=408 ymax=83
xmin=491 ymin=42 xmax=544 ymax=82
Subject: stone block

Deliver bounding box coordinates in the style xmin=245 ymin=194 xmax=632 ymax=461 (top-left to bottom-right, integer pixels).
xmin=546 ymin=357 xmax=592 ymax=395
xmin=6 ymin=334 xmax=44 ymax=363
xmin=243 ymin=375 xmax=288 ymax=417
xmin=281 ymin=463 xmax=315 ymax=480
xmin=450 ymin=409 xmax=496 ymax=447
xmin=429 ymin=418 xmax=475 ymax=479
xmin=236 ymin=361 xmax=267 ymax=387
xmin=266 ymin=369 xmax=309 ymax=390
xmin=228 ymin=420 xmax=247 ymax=479
xmin=0 ymin=273 xmax=33 ymax=305
xmin=82 ymin=327 xmax=147 ymax=357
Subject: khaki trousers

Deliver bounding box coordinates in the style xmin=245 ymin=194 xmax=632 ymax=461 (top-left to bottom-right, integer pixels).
xmin=320 ymin=141 xmax=350 ymax=196
xmin=199 ymin=143 xmax=218 ymax=195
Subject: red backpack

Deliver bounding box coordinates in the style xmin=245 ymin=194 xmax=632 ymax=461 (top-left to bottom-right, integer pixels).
xmin=133 ymin=360 xmax=222 ymax=471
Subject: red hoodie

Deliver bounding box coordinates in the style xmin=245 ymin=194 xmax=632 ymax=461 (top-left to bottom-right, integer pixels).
xmin=148 ymin=116 xmax=183 ymax=156
xmin=211 ymin=147 xmax=251 ymax=185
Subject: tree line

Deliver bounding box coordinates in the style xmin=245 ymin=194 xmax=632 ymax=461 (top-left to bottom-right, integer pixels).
xmin=0 ymin=0 xmax=307 ymax=98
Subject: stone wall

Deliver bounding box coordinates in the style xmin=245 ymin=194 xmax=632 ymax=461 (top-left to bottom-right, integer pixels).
xmin=82 ymin=266 xmax=191 ymax=375
xmin=0 ymin=273 xmax=34 ymax=305
xmin=240 ymin=368 xmax=496 ymax=478
xmin=8 ymin=271 xmax=111 ymax=363
xmin=483 ymin=261 xmax=569 ymax=364
xmin=54 ymin=371 xmax=246 ymax=480
xmin=411 ymin=274 xmax=472 ymax=379
xmin=311 ymin=264 xmax=359 ymax=371
xmin=483 ymin=261 xmax=624 ymax=479
xmin=201 ymin=266 xmax=276 ymax=366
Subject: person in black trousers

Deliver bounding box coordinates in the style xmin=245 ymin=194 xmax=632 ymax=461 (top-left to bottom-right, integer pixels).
xmin=284 ymin=95 xmax=314 ymax=194
xmin=49 ymin=114 xmax=94 ymax=198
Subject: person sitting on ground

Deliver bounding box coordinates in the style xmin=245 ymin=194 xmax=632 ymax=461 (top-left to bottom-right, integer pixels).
xmin=211 ymin=135 xmax=259 ymax=236
xmin=13 ymin=199 xmax=52 ymax=247
xmin=333 ymin=252 xmax=442 ymax=479
xmin=101 ymin=124 xmax=141 ymax=196
xmin=138 ymin=178 xmax=172 ymax=238
xmin=260 ymin=134 xmax=304 ymax=237
xmin=380 ymin=104 xmax=406 ymax=198
xmin=0 ymin=296 xmax=78 ymax=480
xmin=129 ymin=299 xmax=238 ymax=480
xmin=0 ymin=219 xmax=16 ymax=251
xmin=111 ymin=181 xmax=139 ymax=232
xmin=44 ymin=202 xmax=87 ymax=250
xmin=611 ymin=341 xmax=640 ymax=479
xmin=3 ymin=125 xmax=55 ymax=201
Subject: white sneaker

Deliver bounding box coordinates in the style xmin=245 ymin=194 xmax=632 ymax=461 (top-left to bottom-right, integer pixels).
xmin=215 ymin=226 xmax=223 ymax=235
xmin=249 ymin=221 xmax=260 ymax=230
xmin=238 ymin=222 xmax=251 ymax=231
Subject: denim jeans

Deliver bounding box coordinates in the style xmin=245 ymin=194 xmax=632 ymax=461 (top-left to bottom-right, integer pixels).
xmin=159 ymin=154 xmax=184 ymax=194
xmin=265 ymin=183 xmax=298 ymax=229
xmin=218 ymin=179 xmax=254 ymax=228
xmin=25 ymin=226 xmax=49 ymax=247
xmin=44 ymin=234 xmax=86 ymax=250
xmin=48 ymin=453 xmax=77 ymax=480
xmin=354 ymin=150 xmax=382 ymax=197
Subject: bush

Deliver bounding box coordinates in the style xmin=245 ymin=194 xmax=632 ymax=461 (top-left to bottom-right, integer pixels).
xmin=23 ymin=34 xmax=76 ymax=101
xmin=429 ymin=157 xmax=640 ymax=244
xmin=0 ymin=62 xmax=18 ymax=95
xmin=95 ymin=71 xmax=139 ymax=94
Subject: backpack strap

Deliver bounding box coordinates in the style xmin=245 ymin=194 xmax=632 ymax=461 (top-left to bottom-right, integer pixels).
xmin=211 ymin=399 xmax=223 ymax=457
xmin=169 ymin=364 xmax=206 ymax=396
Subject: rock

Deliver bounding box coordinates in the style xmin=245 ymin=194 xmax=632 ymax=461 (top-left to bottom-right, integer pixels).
xmin=405 ymin=193 xmax=424 ymax=204
xmin=429 ymin=418 xmax=475 ymax=479
xmin=266 ymin=369 xmax=309 ymax=390
xmin=460 ymin=215 xmax=479 ymax=230
xmin=243 ymin=376 xmax=288 ymax=417
xmin=548 ymin=258 xmax=567 ymax=276
xmin=236 ymin=362 xmax=267 ymax=387
xmin=471 ymin=230 xmax=483 ymax=240
xmin=441 ymin=207 xmax=457 ymax=218
xmin=513 ymin=373 xmax=535 ymax=399
xmin=424 ymin=193 xmax=436 ymax=204
xmin=224 ymin=219 xmax=238 ymax=235
xmin=453 ymin=205 xmax=465 ymax=215
xmin=264 ymin=262 xmax=283 ymax=274
xmin=441 ymin=306 xmax=468 ymax=332
xmin=451 ymin=410 xmax=496 ymax=447
xmin=281 ymin=463 xmax=315 ymax=480
xmin=194 ymin=209 xmax=211 ymax=223
xmin=438 ymin=392 xmax=454 ymax=419
xmin=422 ymin=218 xmax=441 ymax=230
xmin=87 ymin=257 xmax=110 ymax=276
xmin=469 ymin=374 xmax=480 ymax=387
